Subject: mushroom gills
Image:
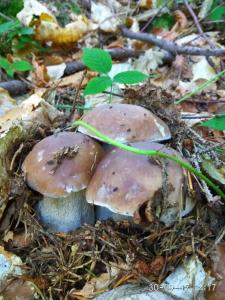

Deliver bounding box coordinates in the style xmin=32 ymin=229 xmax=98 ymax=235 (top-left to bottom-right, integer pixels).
xmin=95 ymin=206 xmax=132 ymax=222
xmin=36 ymin=189 xmax=94 ymax=232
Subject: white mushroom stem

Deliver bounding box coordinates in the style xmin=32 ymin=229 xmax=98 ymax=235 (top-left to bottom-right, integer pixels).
xmin=36 ymin=190 xmax=94 ymax=233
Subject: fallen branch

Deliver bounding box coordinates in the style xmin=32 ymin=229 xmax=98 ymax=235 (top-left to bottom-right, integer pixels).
xmin=0 ymin=48 xmax=142 ymax=96
xmin=120 ymin=26 xmax=225 ymax=57
xmin=184 ymin=0 xmax=219 ymax=75
xmin=0 ymin=80 xmax=30 ymax=96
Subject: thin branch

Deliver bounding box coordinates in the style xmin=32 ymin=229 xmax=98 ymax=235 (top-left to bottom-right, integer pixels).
xmin=0 ymin=80 xmax=30 ymax=96
xmin=120 ymin=26 xmax=225 ymax=57
xmin=184 ymin=0 xmax=220 ymax=76
xmin=68 ymin=70 xmax=87 ymax=120
xmin=184 ymin=0 xmax=214 ymax=48
xmin=0 ymin=12 xmax=13 ymax=21
xmin=0 ymin=48 xmax=143 ymax=96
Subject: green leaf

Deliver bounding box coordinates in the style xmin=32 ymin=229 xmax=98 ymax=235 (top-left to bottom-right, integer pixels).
xmin=201 ymin=115 xmax=225 ymax=131
xmin=71 ymin=2 xmax=81 ymax=14
xmin=12 ymin=60 xmax=33 ymax=72
xmin=152 ymin=13 xmax=175 ymax=30
xmin=113 ymin=71 xmax=148 ymax=84
xmin=82 ymin=48 xmax=112 ymax=73
xmin=208 ymin=5 xmax=225 ymax=21
xmin=0 ymin=57 xmax=11 ymax=69
xmin=0 ymin=20 xmax=20 ymax=34
xmin=84 ymin=76 xmax=112 ymax=95
xmin=6 ymin=65 xmax=15 ymax=78
xmin=18 ymin=26 xmax=34 ymax=35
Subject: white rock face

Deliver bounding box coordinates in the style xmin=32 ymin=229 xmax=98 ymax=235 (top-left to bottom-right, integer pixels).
xmin=0 ymin=246 xmax=23 ymax=282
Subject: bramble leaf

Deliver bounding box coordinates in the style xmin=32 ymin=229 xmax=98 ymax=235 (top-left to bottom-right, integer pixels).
xmin=113 ymin=70 xmax=148 ymax=84
xmin=83 ymin=48 xmax=112 ymax=73
xmin=84 ymin=76 xmax=112 ymax=95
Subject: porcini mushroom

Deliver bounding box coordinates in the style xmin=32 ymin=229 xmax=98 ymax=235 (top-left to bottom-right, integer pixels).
xmin=78 ymin=104 xmax=171 ymax=143
xmin=86 ymin=142 xmax=195 ymax=225
xmin=22 ymin=132 xmax=104 ymax=232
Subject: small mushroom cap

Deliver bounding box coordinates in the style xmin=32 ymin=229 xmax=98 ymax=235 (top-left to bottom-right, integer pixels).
xmin=22 ymin=132 xmax=104 ymax=198
xmin=86 ymin=142 xmax=192 ymax=224
xmin=78 ymin=104 xmax=171 ymax=143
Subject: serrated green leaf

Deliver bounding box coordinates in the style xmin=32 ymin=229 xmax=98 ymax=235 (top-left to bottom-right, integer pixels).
xmin=0 ymin=57 xmax=11 ymax=69
xmin=201 ymin=115 xmax=225 ymax=131
xmin=113 ymin=71 xmax=148 ymax=84
xmin=84 ymin=76 xmax=112 ymax=95
xmin=12 ymin=60 xmax=33 ymax=72
xmin=82 ymin=48 xmax=112 ymax=73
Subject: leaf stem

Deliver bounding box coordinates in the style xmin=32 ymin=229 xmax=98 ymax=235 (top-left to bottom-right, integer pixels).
xmin=72 ymin=120 xmax=225 ymax=201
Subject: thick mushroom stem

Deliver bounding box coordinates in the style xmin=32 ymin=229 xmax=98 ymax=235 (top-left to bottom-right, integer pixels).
xmin=36 ymin=190 xmax=94 ymax=232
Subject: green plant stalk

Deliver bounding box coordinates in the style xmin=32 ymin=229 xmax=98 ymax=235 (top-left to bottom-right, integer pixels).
xmin=175 ymin=69 xmax=225 ymax=104
xmin=73 ymin=120 xmax=225 ymax=201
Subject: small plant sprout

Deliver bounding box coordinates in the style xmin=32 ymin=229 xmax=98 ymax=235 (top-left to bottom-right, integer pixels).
xmin=0 ymin=57 xmax=33 ymax=77
xmin=82 ymin=48 xmax=149 ymax=96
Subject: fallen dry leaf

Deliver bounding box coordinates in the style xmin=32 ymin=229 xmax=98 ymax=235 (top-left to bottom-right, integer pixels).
xmin=59 ymin=71 xmax=96 ymax=89
xmin=35 ymin=15 xmax=96 ymax=45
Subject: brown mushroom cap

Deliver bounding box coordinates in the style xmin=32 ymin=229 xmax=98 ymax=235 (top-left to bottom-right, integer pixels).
xmin=22 ymin=132 xmax=104 ymax=198
xmin=86 ymin=142 xmax=191 ymax=224
xmin=78 ymin=104 xmax=171 ymax=143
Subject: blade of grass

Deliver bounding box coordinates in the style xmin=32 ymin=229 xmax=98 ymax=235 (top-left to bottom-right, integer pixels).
xmin=175 ymin=69 xmax=225 ymax=104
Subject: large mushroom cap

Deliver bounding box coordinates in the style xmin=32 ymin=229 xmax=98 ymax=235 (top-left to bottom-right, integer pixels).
xmin=86 ymin=142 xmax=194 ymax=225
xmin=22 ymin=132 xmax=104 ymax=198
xmin=78 ymin=104 xmax=171 ymax=143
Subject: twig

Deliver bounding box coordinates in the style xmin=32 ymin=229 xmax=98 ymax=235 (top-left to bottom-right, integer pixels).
xmin=120 ymin=26 xmax=225 ymax=57
xmin=184 ymin=0 xmax=214 ymax=48
xmin=184 ymin=0 xmax=219 ymax=75
xmin=68 ymin=70 xmax=87 ymax=120
xmin=0 ymin=12 xmax=13 ymax=21
xmin=0 ymin=48 xmax=142 ymax=96
xmin=0 ymin=80 xmax=30 ymax=96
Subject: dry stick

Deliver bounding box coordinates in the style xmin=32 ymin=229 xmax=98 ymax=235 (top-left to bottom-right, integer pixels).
xmin=120 ymin=26 xmax=225 ymax=57
xmin=0 ymin=48 xmax=142 ymax=96
xmin=68 ymin=69 xmax=87 ymax=120
xmin=72 ymin=120 xmax=225 ymax=201
xmin=184 ymin=0 xmax=218 ymax=74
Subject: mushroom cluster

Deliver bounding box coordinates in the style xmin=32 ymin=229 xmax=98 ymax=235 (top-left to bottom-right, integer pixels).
xmin=22 ymin=103 xmax=195 ymax=232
